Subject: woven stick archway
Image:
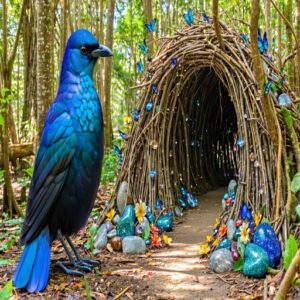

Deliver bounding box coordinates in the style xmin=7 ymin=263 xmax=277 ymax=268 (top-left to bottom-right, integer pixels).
xmin=113 ymin=22 xmax=300 ymax=241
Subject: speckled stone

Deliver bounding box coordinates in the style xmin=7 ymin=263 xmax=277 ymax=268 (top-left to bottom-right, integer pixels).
xmin=116 ymin=205 xmax=135 ymax=238
xmin=216 ymin=239 xmax=232 ymax=251
xmin=122 ymin=236 xmax=146 ymax=254
xmin=253 ymin=222 xmax=281 ymax=268
xmin=227 ymin=219 xmax=236 ymax=240
xmin=117 ymin=181 xmax=129 ymax=215
xmin=210 ymin=249 xmax=233 ymax=273
xmin=243 ymin=243 xmax=269 ymax=278
xmin=156 ymin=213 xmax=173 ymax=232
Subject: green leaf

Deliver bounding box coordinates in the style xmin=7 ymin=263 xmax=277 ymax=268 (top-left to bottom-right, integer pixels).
xmin=84 ymin=277 xmax=92 ymax=300
xmin=291 ymin=173 xmax=300 ymax=194
xmin=261 ymin=217 xmax=271 ymax=225
xmin=0 ymin=113 xmax=3 ymax=126
xmin=284 ymin=235 xmax=298 ymax=270
xmin=233 ymin=257 xmax=244 ymax=272
xmin=0 ymin=280 xmax=12 ymax=300
xmin=89 ymin=223 xmax=98 ymax=238
xmin=259 ymin=204 xmax=266 ymax=216
xmin=237 ymin=239 xmax=245 ymax=259
xmin=0 ymin=258 xmax=12 ymax=267
xmin=142 ymin=223 xmax=150 ymax=240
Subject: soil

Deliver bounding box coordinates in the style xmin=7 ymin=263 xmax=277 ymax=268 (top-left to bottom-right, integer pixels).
xmin=1 ymin=187 xmax=298 ymax=299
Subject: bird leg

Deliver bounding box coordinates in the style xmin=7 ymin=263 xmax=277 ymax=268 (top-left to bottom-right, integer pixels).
xmin=56 ymin=231 xmax=95 ymax=275
xmin=65 ymin=235 xmax=100 ymax=267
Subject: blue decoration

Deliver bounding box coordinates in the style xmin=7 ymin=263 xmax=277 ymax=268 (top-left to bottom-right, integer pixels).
xmin=178 ymin=197 xmax=187 ymax=208
xmin=147 ymin=57 xmax=152 ymax=62
xmin=253 ymin=222 xmax=281 ymax=268
xmin=146 ymin=208 xmax=155 ymax=224
xmin=146 ymin=101 xmax=153 ymax=112
xmin=264 ymin=81 xmax=273 ymax=95
xmin=233 ymin=227 xmax=241 ymax=241
xmin=240 ymin=33 xmax=249 ymax=44
xmin=223 ymin=193 xmax=229 ymax=200
xmin=116 ymin=205 xmax=135 ymax=238
xmin=138 ymin=39 xmax=148 ymax=54
xmin=183 ymin=8 xmax=194 ymax=26
xmin=277 ymin=93 xmax=292 ymax=107
xmin=216 ymin=239 xmax=232 ymax=251
xmin=187 ymin=193 xmax=198 ymax=208
xmin=258 ymin=28 xmax=268 ymax=54
xmin=236 ymin=138 xmax=245 ymax=148
xmin=202 ymin=12 xmax=209 ymax=23
xmin=243 ymin=243 xmax=269 ymax=278
xmin=180 ymin=186 xmax=188 ymax=196
xmin=210 ymin=249 xmax=233 ymax=273
xmin=156 ymin=213 xmax=173 ymax=232
xmin=240 ymin=202 xmax=252 ymax=220
xmin=145 ymin=18 xmax=157 ymax=32
xmin=145 ymin=239 xmax=151 ymax=245
xmin=149 ymin=170 xmax=156 ymax=178
xmin=118 ymin=129 xmax=128 ymax=140
xmin=152 ymin=83 xmax=158 ymax=94
xmin=171 ymin=57 xmax=177 ymax=66
xmin=133 ymin=109 xmax=140 ymax=122
xmin=155 ymin=197 xmax=163 ymax=210
xmin=137 ymin=59 xmax=144 ymax=73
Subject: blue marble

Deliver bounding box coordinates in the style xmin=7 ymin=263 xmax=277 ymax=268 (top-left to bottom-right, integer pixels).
xmin=223 ymin=193 xmax=229 ymax=200
xmin=253 ymin=222 xmax=281 ymax=268
xmin=146 ymin=101 xmax=153 ymax=111
xmin=241 ymin=202 xmax=252 ymax=221
xmin=116 ymin=205 xmax=135 ymax=238
xmin=178 ymin=197 xmax=187 ymax=208
xmin=243 ymin=243 xmax=269 ymax=278
xmin=187 ymin=193 xmax=198 ymax=208
xmin=149 ymin=170 xmax=156 ymax=178
xmin=236 ymin=138 xmax=245 ymax=148
xmin=156 ymin=213 xmax=173 ymax=232
xmin=216 ymin=239 xmax=232 ymax=251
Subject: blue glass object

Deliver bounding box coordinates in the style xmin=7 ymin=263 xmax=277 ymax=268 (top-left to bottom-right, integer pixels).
xmin=152 ymin=84 xmax=158 ymax=94
xmin=137 ymin=60 xmax=144 ymax=73
xmin=223 ymin=193 xmax=229 ymax=200
xmin=180 ymin=186 xmax=188 ymax=196
xmin=277 ymin=93 xmax=292 ymax=107
xmin=171 ymin=57 xmax=177 ymax=66
xmin=178 ymin=197 xmax=187 ymax=208
xmin=145 ymin=239 xmax=151 ymax=245
xmin=146 ymin=101 xmax=153 ymax=112
xmin=155 ymin=197 xmax=162 ymax=210
xmin=133 ymin=109 xmax=140 ymax=122
xmin=241 ymin=202 xmax=249 ymax=220
xmin=243 ymin=243 xmax=269 ymax=278
xmin=210 ymin=249 xmax=233 ymax=273
xmin=183 ymin=8 xmax=194 ymax=26
xmin=236 ymin=138 xmax=245 ymax=148
xmin=216 ymin=239 xmax=232 ymax=251
xmin=116 ymin=205 xmax=135 ymax=238
xmin=146 ymin=209 xmax=155 ymax=224
xmin=156 ymin=213 xmax=173 ymax=232
xmin=118 ymin=129 xmax=128 ymax=140
xmin=149 ymin=170 xmax=156 ymax=178
xmin=202 ymin=12 xmax=209 ymax=23
xmin=253 ymin=222 xmax=281 ymax=268
xmin=187 ymin=193 xmax=198 ymax=208
xmin=138 ymin=39 xmax=148 ymax=54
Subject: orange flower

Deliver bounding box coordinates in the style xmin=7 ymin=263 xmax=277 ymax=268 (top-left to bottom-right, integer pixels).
xmin=151 ymin=234 xmax=161 ymax=247
xmin=150 ymin=224 xmax=159 ymax=234
xmin=213 ymin=238 xmax=221 ymax=247
xmin=255 ymin=211 xmax=262 ymax=227
xmin=219 ymin=225 xmax=227 ymax=237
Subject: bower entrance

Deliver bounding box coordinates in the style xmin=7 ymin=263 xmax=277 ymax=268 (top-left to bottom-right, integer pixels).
xmin=175 ymin=68 xmax=238 ymax=195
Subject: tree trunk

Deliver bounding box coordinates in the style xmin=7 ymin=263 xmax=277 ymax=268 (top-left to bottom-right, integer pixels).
xmin=285 ymin=0 xmax=294 ymax=89
xmin=143 ymin=0 xmax=153 ymax=56
xmin=103 ymin=0 xmax=115 ymax=149
xmin=296 ymin=0 xmax=300 ymax=96
xmin=36 ymin=0 xmax=54 ymax=140
xmin=265 ymin=0 xmax=271 ymax=46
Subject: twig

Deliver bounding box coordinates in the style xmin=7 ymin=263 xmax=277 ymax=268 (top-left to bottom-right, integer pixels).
xmin=113 ymin=285 xmax=133 ymax=300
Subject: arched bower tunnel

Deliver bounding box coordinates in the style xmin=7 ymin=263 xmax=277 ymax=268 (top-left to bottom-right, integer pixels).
xmin=113 ymin=23 xmax=299 ymax=238
xmin=174 ymin=68 xmax=238 ymax=193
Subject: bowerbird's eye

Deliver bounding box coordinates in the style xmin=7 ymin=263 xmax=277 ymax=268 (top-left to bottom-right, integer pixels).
xmin=80 ymin=46 xmax=88 ymax=56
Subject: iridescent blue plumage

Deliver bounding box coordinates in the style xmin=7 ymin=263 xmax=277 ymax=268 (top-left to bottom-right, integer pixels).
xmin=14 ymin=29 xmax=112 ymax=293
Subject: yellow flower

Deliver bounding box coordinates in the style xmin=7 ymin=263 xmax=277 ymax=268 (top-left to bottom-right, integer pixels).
xmin=162 ymin=233 xmax=172 ymax=245
xmin=255 ymin=211 xmax=262 ymax=226
xmin=206 ymin=235 xmax=213 ymax=243
xmin=240 ymin=222 xmax=250 ymax=244
xmin=135 ymin=201 xmax=146 ymax=223
xmin=106 ymin=208 xmax=115 ymax=221
xmin=213 ymin=238 xmax=221 ymax=247
xmin=124 ymin=115 xmax=132 ymax=125
xmin=198 ymin=243 xmax=210 ymax=255
xmin=214 ymin=218 xmax=220 ymax=228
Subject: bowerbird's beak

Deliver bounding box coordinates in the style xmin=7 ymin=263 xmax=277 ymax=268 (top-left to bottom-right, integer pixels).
xmin=91 ymin=44 xmax=113 ymax=58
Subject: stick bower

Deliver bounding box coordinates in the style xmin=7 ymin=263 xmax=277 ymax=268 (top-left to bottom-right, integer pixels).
xmin=113 ymin=21 xmax=300 ymax=242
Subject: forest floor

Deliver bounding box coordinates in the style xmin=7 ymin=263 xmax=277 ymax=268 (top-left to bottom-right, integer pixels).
xmin=1 ymin=188 xmax=297 ymax=299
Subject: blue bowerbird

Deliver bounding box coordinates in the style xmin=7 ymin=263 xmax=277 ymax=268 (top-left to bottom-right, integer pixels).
xmin=13 ymin=29 xmax=112 ymax=293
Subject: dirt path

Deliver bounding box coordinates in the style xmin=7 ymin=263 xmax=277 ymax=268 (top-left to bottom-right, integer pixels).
xmin=143 ymin=187 xmax=232 ymax=300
